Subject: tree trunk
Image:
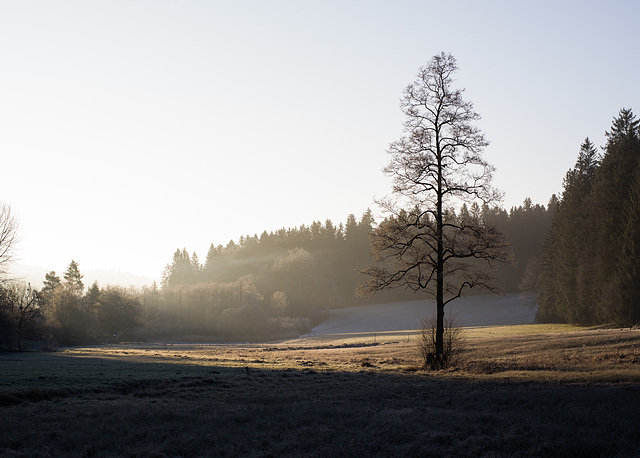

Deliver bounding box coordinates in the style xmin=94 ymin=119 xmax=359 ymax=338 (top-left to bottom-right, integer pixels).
xmin=435 ymin=215 xmax=444 ymax=358
xmin=436 ymin=271 xmax=444 ymax=358
xmin=435 ymin=131 xmax=445 ymax=359
xmin=17 ymin=316 xmax=25 ymax=352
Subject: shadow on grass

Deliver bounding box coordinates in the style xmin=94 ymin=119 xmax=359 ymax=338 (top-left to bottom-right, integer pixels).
xmin=1 ymin=351 xmax=640 ymax=456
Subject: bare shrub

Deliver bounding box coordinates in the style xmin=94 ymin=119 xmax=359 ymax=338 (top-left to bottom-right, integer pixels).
xmin=418 ymin=312 xmax=464 ymax=370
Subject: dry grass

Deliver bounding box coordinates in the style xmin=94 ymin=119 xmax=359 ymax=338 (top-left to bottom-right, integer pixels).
xmin=458 ymin=327 xmax=640 ymax=383
xmin=1 ymin=326 xmax=640 ymax=456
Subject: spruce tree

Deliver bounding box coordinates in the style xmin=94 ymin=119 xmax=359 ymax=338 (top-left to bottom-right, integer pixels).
xmin=615 ymin=169 xmax=640 ymax=325
xmin=588 ymin=109 xmax=640 ymax=321
xmin=538 ymin=138 xmax=600 ymax=323
xmin=538 ymin=110 xmax=640 ymax=325
xmin=85 ymin=281 xmax=101 ymax=312
xmin=63 ymin=260 xmax=84 ymax=294
xmin=42 ymin=271 xmax=62 ymax=296
xmin=161 ymin=248 xmax=194 ymax=288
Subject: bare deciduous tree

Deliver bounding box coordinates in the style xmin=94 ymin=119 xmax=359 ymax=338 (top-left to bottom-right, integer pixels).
xmin=360 ymin=53 xmax=509 ymax=367
xmin=0 ymin=282 xmax=43 ymax=351
xmin=0 ymin=202 xmax=19 ymax=282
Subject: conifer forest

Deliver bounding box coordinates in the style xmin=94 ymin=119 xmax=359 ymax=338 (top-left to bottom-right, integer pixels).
xmin=2 ymin=105 xmax=640 ymax=350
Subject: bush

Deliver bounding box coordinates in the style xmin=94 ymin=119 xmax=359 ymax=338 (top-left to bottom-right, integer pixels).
xmin=417 ymin=312 xmax=463 ymax=370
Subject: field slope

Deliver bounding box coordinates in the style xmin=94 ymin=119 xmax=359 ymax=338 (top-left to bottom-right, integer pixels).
xmin=308 ymin=293 xmax=536 ymax=337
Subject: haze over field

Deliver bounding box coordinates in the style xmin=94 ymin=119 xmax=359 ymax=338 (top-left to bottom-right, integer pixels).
xmin=1 ymin=1 xmax=639 ymax=280
xmin=308 ymin=294 xmax=536 ymax=336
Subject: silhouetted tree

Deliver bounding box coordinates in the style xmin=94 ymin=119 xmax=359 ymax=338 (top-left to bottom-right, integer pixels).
xmin=0 ymin=202 xmax=19 ymax=282
xmin=0 ymin=282 xmax=44 ymax=351
xmin=589 ymin=109 xmax=640 ymax=322
xmin=360 ymin=53 xmax=508 ymax=366
xmin=538 ymin=138 xmax=600 ymax=323
xmin=162 ymin=248 xmax=194 ymax=288
xmin=345 ymin=214 xmax=358 ymax=240
xmin=191 ymin=251 xmax=202 ymax=281
xmin=48 ymin=284 xmax=88 ymax=344
xmin=615 ymin=169 xmax=640 ymax=325
xmin=85 ymin=281 xmax=101 ymax=310
xmin=83 ymin=280 xmax=101 ymax=337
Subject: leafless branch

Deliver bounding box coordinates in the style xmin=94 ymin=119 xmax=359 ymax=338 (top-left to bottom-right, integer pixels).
xmin=0 ymin=203 xmax=20 ymax=281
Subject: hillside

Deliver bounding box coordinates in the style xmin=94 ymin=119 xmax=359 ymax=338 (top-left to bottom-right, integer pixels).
xmin=308 ymin=293 xmax=536 ymax=336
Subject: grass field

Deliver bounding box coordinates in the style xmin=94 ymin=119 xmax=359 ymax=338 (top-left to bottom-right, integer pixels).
xmin=2 ymin=324 xmax=640 ymax=456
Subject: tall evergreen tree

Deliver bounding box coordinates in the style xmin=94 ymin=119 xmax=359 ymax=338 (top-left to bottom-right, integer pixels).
xmin=85 ymin=281 xmax=101 ymax=312
xmin=615 ymin=168 xmax=640 ymax=325
xmin=161 ymin=248 xmax=194 ymax=288
xmin=191 ymin=251 xmax=202 ymax=281
xmin=588 ymin=109 xmax=640 ymax=321
xmin=42 ymin=271 xmax=62 ymax=296
xmin=63 ymin=260 xmax=84 ymax=294
xmin=538 ymin=138 xmax=600 ymax=323
xmin=344 ymin=214 xmax=358 ymax=241
xmin=538 ymin=110 xmax=640 ymax=325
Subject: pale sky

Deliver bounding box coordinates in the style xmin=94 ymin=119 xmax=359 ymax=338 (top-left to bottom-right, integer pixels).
xmin=1 ymin=0 xmax=639 ymax=282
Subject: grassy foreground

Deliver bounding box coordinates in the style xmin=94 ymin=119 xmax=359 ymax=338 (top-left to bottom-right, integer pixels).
xmin=1 ymin=325 xmax=640 ymax=456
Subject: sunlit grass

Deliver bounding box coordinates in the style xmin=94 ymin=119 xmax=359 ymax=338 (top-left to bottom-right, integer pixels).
xmin=2 ymin=324 xmax=638 ymax=395
xmin=25 ymin=324 xmax=639 ymax=384
xmin=463 ymin=323 xmax=590 ymax=338
xmin=2 ymin=326 xmax=640 ymax=456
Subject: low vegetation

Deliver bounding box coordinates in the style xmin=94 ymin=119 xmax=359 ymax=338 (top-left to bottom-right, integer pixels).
xmin=417 ymin=313 xmax=464 ymax=370
xmin=2 ymin=326 xmax=639 ymax=456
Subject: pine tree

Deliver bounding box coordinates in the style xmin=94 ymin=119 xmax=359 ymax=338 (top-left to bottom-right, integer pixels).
xmin=358 ymin=209 xmax=376 ymax=235
xmin=42 ymin=271 xmax=62 ymax=296
xmin=63 ymin=260 xmax=84 ymax=294
xmin=538 ymin=111 xmax=640 ymax=325
xmin=615 ymin=168 xmax=640 ymax=325
xmin=344 ymin=214 xmax=358 ymax=241
xmin=587 ymin=109 xmax=640 ymax=322
xmin=85 ymin=281 xmax=101 ymax=312
xmin=538 ymin=138 xmax=600 ymax=323
xmin=161 ymin=248 xmax=195 ymax=288
xmin=191 ymin=252 xmax=202 ymax=277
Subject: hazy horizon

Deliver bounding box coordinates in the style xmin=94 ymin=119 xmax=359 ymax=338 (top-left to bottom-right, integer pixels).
xmin=2 ymin=1 xmax=639 ymax=279
xmin=10 ymin=262 xmax=157 ymax=289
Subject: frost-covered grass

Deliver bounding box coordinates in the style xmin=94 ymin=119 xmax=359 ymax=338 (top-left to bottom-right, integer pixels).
xmin=2 ymin=326 xmax=640 ymax=456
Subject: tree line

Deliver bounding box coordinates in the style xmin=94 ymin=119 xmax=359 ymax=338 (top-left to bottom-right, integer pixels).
xmin=537 ymin=109 xmax=640 ymax=326
xmin=0 ymin=201 xmax=552 ymax=350
xmin=16 ymin=56 xmax=640 ymax=351
xmin=0 ymin=260 xmax=143 ymax=348
xmin=162 ymin=205 xmax=552 ymax=302
xmin=2 ymin=52 xmax=636 ymax=357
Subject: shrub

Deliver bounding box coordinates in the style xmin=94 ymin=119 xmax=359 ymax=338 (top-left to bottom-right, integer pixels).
xmin=417 ymin=312 xmax=463 ymax=370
